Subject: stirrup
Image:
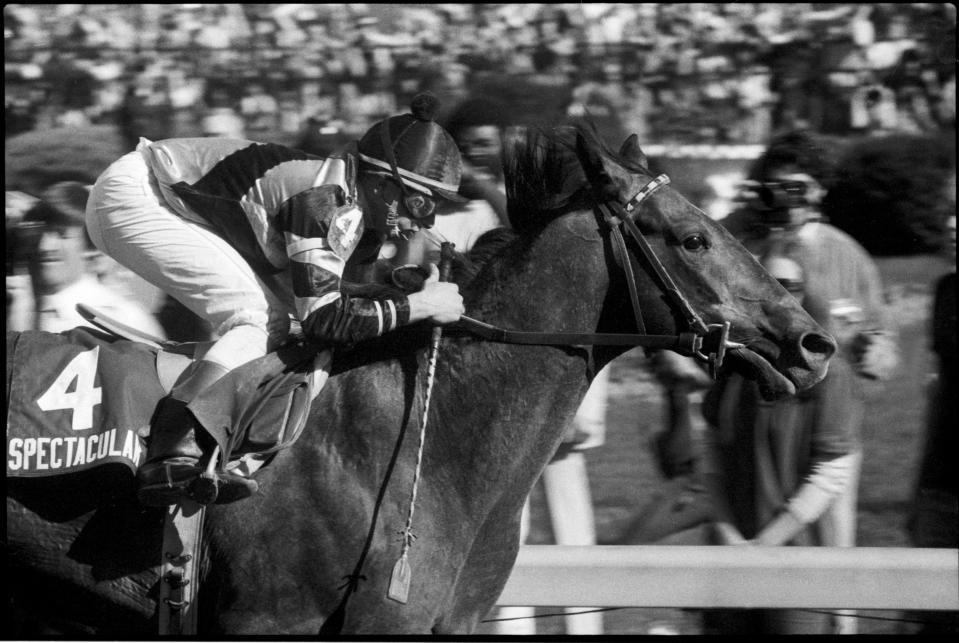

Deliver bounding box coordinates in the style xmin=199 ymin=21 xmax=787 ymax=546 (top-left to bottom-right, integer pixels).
xmin=191 ymin=471 xmax=259 ymax=505
xmin=188 ymin=446 xmax=259 ymax=505
xmin=137 ymin=457 xmax=203 ymax=506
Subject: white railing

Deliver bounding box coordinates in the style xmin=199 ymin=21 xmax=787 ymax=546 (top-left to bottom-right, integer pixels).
xmin=496 ymin=546 xmax=959 ymax=611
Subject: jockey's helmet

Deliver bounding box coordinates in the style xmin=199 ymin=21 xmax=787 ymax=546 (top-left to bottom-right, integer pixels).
xmin=357 ymin=93 xmax=466 ymax=205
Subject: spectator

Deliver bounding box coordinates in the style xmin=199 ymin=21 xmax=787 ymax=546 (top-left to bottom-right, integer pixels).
xmin=5 ymin=5 xmax=951 ymax=146
xmin=119 ymin=71 xmax=176 ymax=146
xmin=201 ymin=86 xmax=246 ymax=139
xmin=731 ymin=60 xmax=776 ymax=143
xmin=849 ymin=70 xmax=898 ymax=135
xmin=611 ymin=349 xmax=715 ymax=547
xmin=6 ymin=190 xmax=40 ymax=328
xmin=7 ymin=181 xmax=166 ymax=338
xmin=239 ymin=83 xmax=279 ymax=139
xmin=633 ymin=129 xmax=898 ymax=552
xmin=701 ymin=255 xmax=863 ymax=635
xmin=935 ymin=69 xmax=955 ymax=129
xmin=906 ymin=178 xmax=957 ymax=634
xmin=886 ymin=48 xmax=942 ymax=134
xmin=294 ymin=117 xmax=352 ymax=159
xmin=725 ymin=130 xmax=899 ymax=384
xmin=567 ymin=82 xmax=631 ymax=148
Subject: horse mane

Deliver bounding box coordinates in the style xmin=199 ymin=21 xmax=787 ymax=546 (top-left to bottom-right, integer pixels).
xmin=460 ymin=227 xmax=517 ymax=275
xmin=503 ymin=121 xmax=649 ymax=234
xmin=504 ymin=125 xmax=586 ymax=234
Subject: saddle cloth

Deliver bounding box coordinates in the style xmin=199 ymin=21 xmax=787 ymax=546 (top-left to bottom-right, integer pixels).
xmin=6 ymin=327 xmax=329 ymax=480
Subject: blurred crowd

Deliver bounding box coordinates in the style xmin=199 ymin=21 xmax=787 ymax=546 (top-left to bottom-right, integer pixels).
xmin=5 ymin=3 xmax=956 ymax=148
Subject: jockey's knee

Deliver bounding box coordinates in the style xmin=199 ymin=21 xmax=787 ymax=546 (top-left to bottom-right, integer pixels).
xmin=204 ymin=322 xmax=271 ymax=371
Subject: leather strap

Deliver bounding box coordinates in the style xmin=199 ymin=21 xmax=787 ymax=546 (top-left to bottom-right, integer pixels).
xmin=602 ymin=206 xmax=647 ymax=335
xmin=451 ymin=315 xmax=702 ymax=354
xmin=76 ymin=303 xmax=170 ymax=350
xmin=379 ymin=118 xmax=407 ymax=192
xmin=159 ymin=500 xmax=205 ymax=635
xmin=618 ymin=210 xmax=710 ymax=336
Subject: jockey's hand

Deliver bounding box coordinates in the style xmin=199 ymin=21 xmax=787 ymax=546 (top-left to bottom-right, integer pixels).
xmin=407 ymin=263 xmax=464 ymax=325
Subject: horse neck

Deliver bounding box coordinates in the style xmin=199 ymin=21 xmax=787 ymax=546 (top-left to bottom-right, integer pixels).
xmin=472 ymin=212 xmax=610 ymax=337
xmin=433 ymin=212 xmax=618 ymax=488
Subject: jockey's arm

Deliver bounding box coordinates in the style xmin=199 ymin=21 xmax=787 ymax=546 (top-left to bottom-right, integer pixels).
xmin=289 ymin=245 xmax=460 ymax=346
xmin=286 ymin=238 xmax=408 ymax=346
xmin=281 ymin=183 xmax=462 ymax=345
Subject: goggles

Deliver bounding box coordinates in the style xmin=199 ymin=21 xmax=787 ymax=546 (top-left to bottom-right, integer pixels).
xmin=379 ymin=178 xmax=437 ymax=220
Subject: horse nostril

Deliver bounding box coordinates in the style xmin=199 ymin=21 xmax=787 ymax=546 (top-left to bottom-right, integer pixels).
xmin=800 ymin=332 xmax=837 ymax=360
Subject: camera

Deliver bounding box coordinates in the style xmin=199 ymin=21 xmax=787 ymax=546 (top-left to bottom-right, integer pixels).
xmin=747 ymin=181 xmax=810 ymax=227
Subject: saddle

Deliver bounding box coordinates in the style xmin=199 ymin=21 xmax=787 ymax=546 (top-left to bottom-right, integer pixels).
xmin=6 ymin=306 xmax=330 ymax=635
xmin=7 ymin=305 xmax=329 ymax=482
xmin=83 ymin=303 xmax=331 ymax=480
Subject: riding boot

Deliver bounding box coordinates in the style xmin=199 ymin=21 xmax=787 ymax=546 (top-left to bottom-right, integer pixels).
xmin=136 ymin=396 xmax=206 ymax=506
xmin=137 ymin=360 xmax=235 ymax=506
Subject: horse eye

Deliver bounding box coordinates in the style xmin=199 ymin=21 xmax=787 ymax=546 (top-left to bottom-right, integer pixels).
xmin=682 ymin=235 xmax=708 ymax=251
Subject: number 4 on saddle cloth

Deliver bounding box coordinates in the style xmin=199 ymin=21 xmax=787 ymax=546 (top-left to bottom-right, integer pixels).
xmin=6 ymin=306 xmax=330 ymax=501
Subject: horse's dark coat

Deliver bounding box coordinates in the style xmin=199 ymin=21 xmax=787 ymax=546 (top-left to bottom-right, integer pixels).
xmin=5 ymin=124 xmax=834 ymax=635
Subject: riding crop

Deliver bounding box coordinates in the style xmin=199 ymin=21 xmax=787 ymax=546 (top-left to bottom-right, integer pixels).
xmin=389 ymin=241 xmax=456 ymax=604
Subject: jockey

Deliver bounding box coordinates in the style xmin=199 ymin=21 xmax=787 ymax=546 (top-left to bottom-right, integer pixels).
xmin=85 ymin=93 xmax=466 ymax=506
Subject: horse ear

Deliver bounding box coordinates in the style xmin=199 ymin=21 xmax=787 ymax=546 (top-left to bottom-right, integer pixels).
xmin=575 ymin=130 xmax=619 ymax=202
xmin=619 ymin=134 xmax=648 ymax=167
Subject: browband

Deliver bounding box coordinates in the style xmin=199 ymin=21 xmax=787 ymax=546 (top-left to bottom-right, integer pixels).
xmin=624 ymin=174 xmax=671 ymax=213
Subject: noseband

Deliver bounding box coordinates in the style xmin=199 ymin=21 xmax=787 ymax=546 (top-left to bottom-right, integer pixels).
xmin=452 ymin=174 xmax=734 ymax=377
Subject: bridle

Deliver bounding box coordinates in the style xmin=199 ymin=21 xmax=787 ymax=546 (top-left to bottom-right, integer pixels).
xmin=596 ymin=173 xmax=735 ymax=375
xmin=452 ymin=173 xmax=737 ymax=377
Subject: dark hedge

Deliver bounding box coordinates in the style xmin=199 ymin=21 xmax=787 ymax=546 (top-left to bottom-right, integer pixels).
xmin=822 ymin=132 xmax=956 ymax=256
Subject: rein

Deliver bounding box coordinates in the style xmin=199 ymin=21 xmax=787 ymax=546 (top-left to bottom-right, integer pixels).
xmin=450 ymin=174 xmax=735 ymax=376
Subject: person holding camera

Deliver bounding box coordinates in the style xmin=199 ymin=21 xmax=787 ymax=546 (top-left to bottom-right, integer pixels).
xmin=723 ymin=130 xmax=898 ymax=385
xmin=700 ymin=254 xmax=864 ymax=634
xmin=636 ymin=132 xmax=895 ymax=582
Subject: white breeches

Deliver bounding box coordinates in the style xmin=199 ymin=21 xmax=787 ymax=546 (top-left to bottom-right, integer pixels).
xmin=85 ymin=147 xmax=294 ymax=370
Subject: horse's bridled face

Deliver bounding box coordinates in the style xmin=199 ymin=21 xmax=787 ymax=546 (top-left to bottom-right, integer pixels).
xmin=625 ymin=178 xmax=835 ymax=398
xmin=573 ymin=130 xmax=833 ymax=396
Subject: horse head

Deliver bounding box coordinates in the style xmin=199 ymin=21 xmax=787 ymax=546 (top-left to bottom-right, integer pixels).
xmin=565 ymin=125 xmax=835 ymax=398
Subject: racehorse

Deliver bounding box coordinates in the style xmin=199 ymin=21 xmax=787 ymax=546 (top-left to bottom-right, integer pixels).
xmin=6 ymin=124 xmax=835 ymax=635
